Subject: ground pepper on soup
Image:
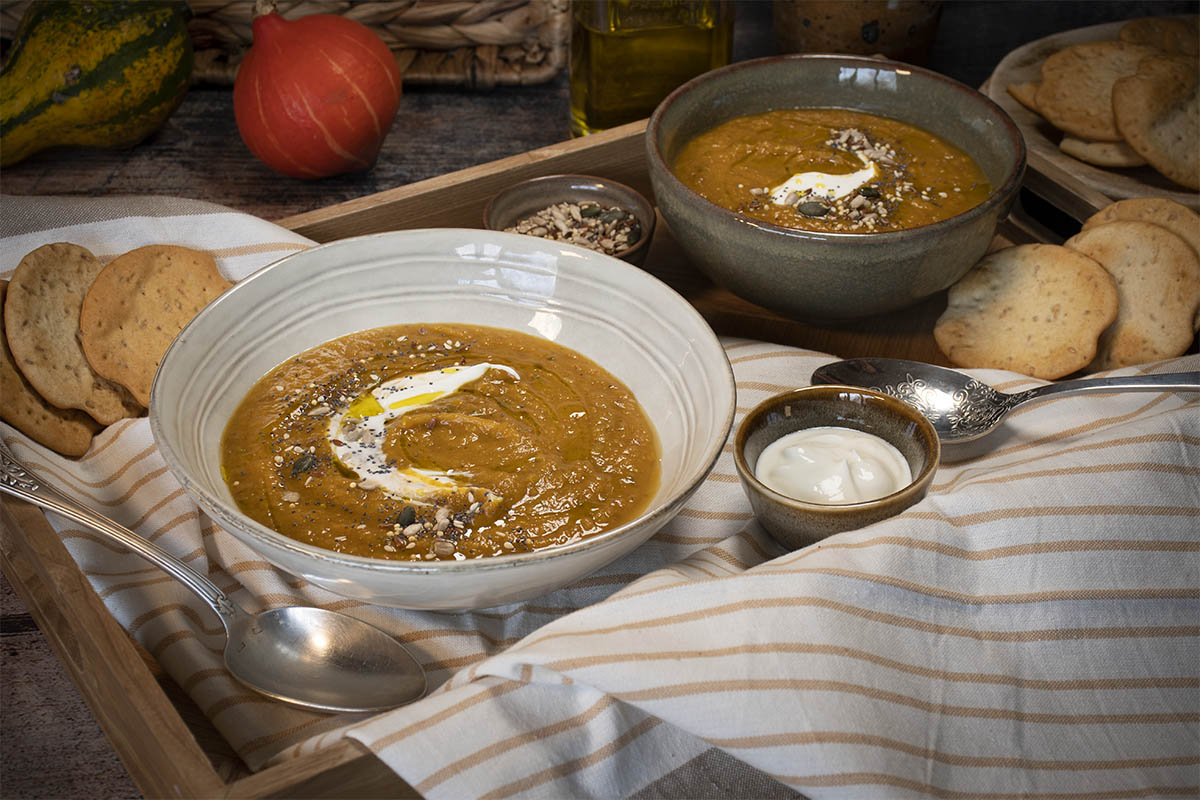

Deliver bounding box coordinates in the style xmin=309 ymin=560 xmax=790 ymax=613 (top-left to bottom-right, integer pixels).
xmin=220 ymin=323 xmax=660 ymax=561
xmin=671 ymin=108 xmax=992 ymax=233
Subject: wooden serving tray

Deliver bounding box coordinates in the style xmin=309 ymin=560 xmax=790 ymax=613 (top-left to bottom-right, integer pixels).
xmin=0 ymin=120 xmax=1112 ymax=799
xmin=279 ymin=119 xmax=1110 ymax=366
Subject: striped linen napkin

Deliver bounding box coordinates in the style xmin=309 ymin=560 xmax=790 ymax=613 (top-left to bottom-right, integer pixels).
xmin=2 ymin=196 xmax=1197 ymax=798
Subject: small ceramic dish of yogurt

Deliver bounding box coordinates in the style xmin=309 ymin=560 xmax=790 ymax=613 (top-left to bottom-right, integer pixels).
xmin=734 ymin=385 xmax=940 ymax=550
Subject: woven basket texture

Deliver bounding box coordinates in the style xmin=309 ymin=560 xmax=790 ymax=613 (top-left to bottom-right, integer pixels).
xmin=0 ymin=0 xmax=569 ymax=89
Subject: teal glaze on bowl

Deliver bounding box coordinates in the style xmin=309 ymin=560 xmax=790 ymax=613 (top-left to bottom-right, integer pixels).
xmin=734 ymin=385 xmax=941 ymax=550
xmin=646 ymin=54 xmax=1026 ymax=322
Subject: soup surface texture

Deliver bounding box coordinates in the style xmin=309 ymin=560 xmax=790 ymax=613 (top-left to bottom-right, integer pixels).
xmin=221 ymin=323 xmax=660 ymax=561
xmin=672 ymin=108 xmax=992 ymax=233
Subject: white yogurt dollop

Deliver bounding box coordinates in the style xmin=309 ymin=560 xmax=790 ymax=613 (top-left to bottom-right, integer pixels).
xmin=327 ymin=362 xmax=518 ymax=503
xmin=754 ymin=425 xmax=912 ymax=505
xmin=769 ymin=151 xmax=878 ymax=207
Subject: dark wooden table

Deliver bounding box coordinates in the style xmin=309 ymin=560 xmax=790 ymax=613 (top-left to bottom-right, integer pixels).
xmin=2 ymin=2 xmax=1193 ymax=797
xmin=5 ymin=1 xmax=1193 ymax=224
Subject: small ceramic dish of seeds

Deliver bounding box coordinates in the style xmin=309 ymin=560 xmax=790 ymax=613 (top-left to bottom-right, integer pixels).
xmin=483 ymin=174 xmax=656 ymax=266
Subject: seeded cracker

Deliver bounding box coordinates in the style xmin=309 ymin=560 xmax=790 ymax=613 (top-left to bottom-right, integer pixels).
xmin=1082 ymin=197 xmax=1200 ymax=260
xmin=1005 ymin=81 xmax=1042 ymax=114
xmin=1035 ymin=41 xmax=1160 ymax=142
xmin=933 ymin=244 xmax=1118 ymax=380
xmin=1118 ymin=16 xmax=1199 ymax=56
xmin=1065 ymin=221 xmax=1200 ymax=371
xmin=80 ymin=245 xmax=232 ymax=408
xmin=4 ymin=243 xmax=143 ymax=425
xmin=0 ymin=281 xmax=100 ymax=456
xmin=1058 ymin=136 xmax=1147 ymax=168
xmin=1112 ymin=54 xmax=1200 ymax=190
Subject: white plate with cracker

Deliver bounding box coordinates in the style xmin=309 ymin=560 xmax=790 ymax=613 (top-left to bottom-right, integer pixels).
xmin=986 ymin=20 xmax=1199 ymax=210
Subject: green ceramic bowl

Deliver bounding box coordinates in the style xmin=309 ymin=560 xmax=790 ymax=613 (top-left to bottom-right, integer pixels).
xmin=646 ymin=54 xmax=1026 ymax=321
xmin=734 ymin=385 xmax=940 ymax=550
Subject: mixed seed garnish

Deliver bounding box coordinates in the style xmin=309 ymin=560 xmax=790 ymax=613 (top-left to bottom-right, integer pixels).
xmin=378 ymin=492 xmax=503 ymax=561
xmin=744 ymin=126 xmax=957 ymax=233
xmin=505 ymin=200 xmax=642 ymax=257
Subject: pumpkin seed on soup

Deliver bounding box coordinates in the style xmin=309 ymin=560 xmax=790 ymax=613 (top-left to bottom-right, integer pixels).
xmin=291 ymin=451 xmax=318 ymax=477
xmin=395 ymin=505 xmax=416 ymax=527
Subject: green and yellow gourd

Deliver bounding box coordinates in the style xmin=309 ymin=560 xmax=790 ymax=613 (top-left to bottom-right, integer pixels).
xmin=0 ymin=1 xmax=193 ymax=167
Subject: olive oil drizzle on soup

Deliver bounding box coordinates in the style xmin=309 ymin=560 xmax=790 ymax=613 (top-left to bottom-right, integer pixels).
xmin=221 ymin=324 xmax=660 ymax=561
xmin=672 ymin=108 xmax=992 ymax=233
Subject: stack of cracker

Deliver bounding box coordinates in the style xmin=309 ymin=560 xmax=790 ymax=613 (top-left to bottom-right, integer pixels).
xmin=935 ymin=197 xmax=1200 ymax=380
xmin=1 ymin=243 xmax=230 ymax=456
xmin=1007 ymin=16 xmax=1199 ymax=190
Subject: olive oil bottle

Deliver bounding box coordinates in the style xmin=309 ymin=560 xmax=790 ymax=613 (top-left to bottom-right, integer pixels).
xmin=569 ymin=0 xmax=733 ymax=137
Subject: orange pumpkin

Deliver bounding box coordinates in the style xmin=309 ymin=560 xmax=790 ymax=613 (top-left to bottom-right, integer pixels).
xmin=233 ymin=6 xmax=402 ymax=179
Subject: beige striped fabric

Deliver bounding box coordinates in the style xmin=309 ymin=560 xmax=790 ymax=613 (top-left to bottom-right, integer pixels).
xmin=2 ymin=197 xmax=1198 ymax=797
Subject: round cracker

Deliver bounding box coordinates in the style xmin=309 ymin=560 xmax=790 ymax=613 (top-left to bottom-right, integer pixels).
xmin=1058 ymin=135 xmax=1147 ymax=167
xmin=1082 ymin=197 xmax=1200 ymax=259
xmin=934 ymin=243 xmax=1119 ymax=380
xmin=4 ymin=243 xmax=143 ymax=425
xmin=1035 ymin=40 xmax=1160 ymax=142
xmin=1006 ymin=81 xmax=1042 ymax=114
xmin=1065 ymin=220 xmax=1200 ymax=371
xmin=1 ymin=281 xmax=99 ymax=457
xmin=80 ymin=245 xmax=231 ymax=408
xmin=1119 ymin=16 xmax=1199 ymax=56
xmin=1113 ymin=54 xmax=1200 ymax=190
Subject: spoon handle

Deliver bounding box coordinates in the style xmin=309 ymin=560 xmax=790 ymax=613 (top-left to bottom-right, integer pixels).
xmin=1020 ymin=371 xmax=1200 ymax=403
xmin=0 ymin=443 xmax=243 ymax=627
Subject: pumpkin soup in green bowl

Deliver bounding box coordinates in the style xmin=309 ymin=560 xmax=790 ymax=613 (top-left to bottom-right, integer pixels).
xmin=646 ymin=54 xmax=1025 ymax=321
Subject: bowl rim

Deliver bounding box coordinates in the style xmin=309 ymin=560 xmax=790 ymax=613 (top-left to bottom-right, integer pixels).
xmin=150 ymin=227 xmax=735 ymax=577
xmin=481 ymin=173 xmax=657 ymax=262
xmin=645 ymin=52 xmax=1027 ymax=242
xmin=732 ymin=384 xmax=941 ymax=514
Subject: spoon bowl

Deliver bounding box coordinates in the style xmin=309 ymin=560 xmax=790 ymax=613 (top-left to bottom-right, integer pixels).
xmin=0 ymin=440 xmax=426 ymax=715
xmin=225 ymin=605 xmax=425 ymax=713
xmin=811 ymin=357 xmax=1200 ymax=443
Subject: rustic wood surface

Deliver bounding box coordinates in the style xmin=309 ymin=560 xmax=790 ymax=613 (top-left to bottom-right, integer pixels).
xmin=2 ymin=3 xmax=1195 ymax=797
xmin=5 ymin=1 xmax=1192 ymax=223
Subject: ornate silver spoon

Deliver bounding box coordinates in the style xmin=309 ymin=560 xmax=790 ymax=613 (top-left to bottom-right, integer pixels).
xmin=811 ymin=357 xmax=1200 ymax=443
xmin=0 ymin=440 xmax=426 ymax=714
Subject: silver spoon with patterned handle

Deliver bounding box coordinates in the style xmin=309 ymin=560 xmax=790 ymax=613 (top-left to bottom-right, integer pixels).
xmin=0 ymin=439 xmax=426 ymax=714
xmin=810 ymin=357 xmax=1200 ymax=443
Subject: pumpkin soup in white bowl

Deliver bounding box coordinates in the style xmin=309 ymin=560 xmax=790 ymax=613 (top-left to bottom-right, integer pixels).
xmin=151 ymin=229 xmax=734 ymax=609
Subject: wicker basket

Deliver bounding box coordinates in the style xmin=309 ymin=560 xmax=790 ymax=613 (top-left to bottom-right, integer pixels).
xmin=0 ymin=0 xmax=569 ymax=89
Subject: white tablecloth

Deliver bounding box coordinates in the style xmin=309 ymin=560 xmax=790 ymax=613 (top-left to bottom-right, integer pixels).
xmin=2 ymin=196 xmax=1197 ymax=798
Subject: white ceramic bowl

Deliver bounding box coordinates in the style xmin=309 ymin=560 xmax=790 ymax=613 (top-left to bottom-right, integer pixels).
xmin=151 ymin=229 xmax=735 ymax=609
